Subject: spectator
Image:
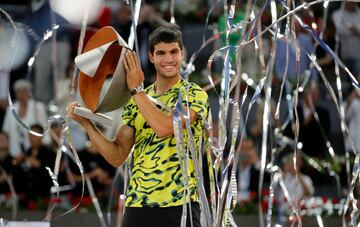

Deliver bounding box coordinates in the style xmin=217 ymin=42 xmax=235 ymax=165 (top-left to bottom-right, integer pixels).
xmin=276 ymin=152 xmax=314 ymax=225
xmin=285 ymin=82 xmax=330 ymax=159
xmin=274 ymin=16 xmax=315 ymax=85
xmin=49 ymin=121 xmax=63 ymax=152
xmin=235 ymin=138 xmax=265 ymax=203
xmin=0 ymin=131 xmax=25 ymax=195
xmin=315 ymin=19 xmax=337 ymax=82
xmin=2 ymin=79 xmax=49 ymax=158
xmin=21 ymin=124 xmax=56 ymax=201
xmin=345 ymin=76 xmax=360 ymax=154
xmin=281 ymin=153 xmax=314 ymax=204
xmin=332 ymin=2 xmax=360 ymax=78
xmin=70 ymin=124 xmax=115 ymax=200
xmin=248 ymin=96 xmax=279 ymax=152
xmin=112 ymin=2 xmax=132 ymax=41
xmin=299 ymin=82 xmax=330 ymax=158
xmin=49 ymin=122 xmax=75 ymax=189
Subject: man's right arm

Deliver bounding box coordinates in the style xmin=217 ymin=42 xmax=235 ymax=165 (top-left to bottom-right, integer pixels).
xmin=67 ymin=102 xmax=134 ymax=167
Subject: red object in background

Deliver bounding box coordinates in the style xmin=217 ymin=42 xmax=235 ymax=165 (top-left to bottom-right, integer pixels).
xmin=70 ymin=196 xmax=81 ymax=206
xmin=27 ymin=200 xmax=37 ymax=211
xmin=261 ymin=199 xmax=268 ymax=211
xmin=322 ymin=196 xmax=327 ymax=203
xmin=97 ymin=7 xmax=112 ymax=28
xmin=81 ymin=196 xmax=92 ymax=206
xmin=249 ymin=191 xmax=257 ymax=199
xmin=77 ymin=7 xmax=114 ymax=56
xmin=46 ymin=196 xmax=62 ymax=204
xmin=331 ymin=197 xmax=339 ymax=204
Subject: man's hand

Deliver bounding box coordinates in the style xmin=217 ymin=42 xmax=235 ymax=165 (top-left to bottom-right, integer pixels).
xmin=66 ymin=102 xmax=91 ymax=126
xmin=123 ymin=50 xmax=145 ymax=90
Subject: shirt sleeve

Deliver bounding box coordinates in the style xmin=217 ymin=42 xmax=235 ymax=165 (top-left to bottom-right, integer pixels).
xmin=183 ymin=83 xmax=209 ymax=121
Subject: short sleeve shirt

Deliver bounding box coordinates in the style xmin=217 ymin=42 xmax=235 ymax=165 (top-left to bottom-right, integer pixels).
xmin=122 ymin=79 xmax=208 ymax=207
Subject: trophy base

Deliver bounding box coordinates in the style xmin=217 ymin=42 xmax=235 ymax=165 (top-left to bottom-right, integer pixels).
xmin=73 ymin=106 xmax=113 ymax=127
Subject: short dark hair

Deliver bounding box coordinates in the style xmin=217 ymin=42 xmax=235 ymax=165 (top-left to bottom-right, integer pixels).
xmin=30 ymin=124 xmax=44 ymax=134
xmin=148 ymin=25 xmax=183 ymax=54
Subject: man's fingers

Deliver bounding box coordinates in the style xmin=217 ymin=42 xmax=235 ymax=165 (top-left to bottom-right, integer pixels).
xmin=131 ymin=51 xmax=139 ymax=68
xmin=124 ymin=56 xmax=130 ymax=72
xmin=66 ymin=102 xmax=80 ymax=114
xmin=125 ymin=50 xmax=139 ymax=69
xmin=128 ymin=51 xmax=137 ymax=67
xmin=125 ymin=51 xmax=135 ymax=67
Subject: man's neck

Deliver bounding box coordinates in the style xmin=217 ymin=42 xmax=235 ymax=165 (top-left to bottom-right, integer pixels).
xmin=154 ymin=76 xmax=181 ymax=95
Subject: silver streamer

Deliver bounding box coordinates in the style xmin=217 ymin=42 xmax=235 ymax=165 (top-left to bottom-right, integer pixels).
xmin=127 ymin=0 xmax=142 ymax=52
xmin=170 ymin=0 xmax=176 ymax=24
xmin=173 ymin=93 xmax=190 ymax=227
xmin=85 ymin=175 xmax=108 ymax=227
xmin=221 ymin=102 xmax=240 ymax=225
xmin=4 ymin=0 xmax=360 ymax=226
xmin=0 ymin=8 xmax=23 ymax=75
xmin=67 ymin=0 xmax=92 ymax=97
xmin=196 ymin=1 xmax=360 ymax=226
xmin=174 ymin=87 xmax=214 ymax=226
xmin=44 ymin=167 xmax=60 ymax=221
xmin=106 ymin=166 xmax=125 ymax=226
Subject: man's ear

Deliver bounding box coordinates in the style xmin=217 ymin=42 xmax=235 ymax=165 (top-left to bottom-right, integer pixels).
xmin=148 ymin=51 xmax=154 ymax=63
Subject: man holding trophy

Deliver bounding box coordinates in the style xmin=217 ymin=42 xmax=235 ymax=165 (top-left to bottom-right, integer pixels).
xmin=67 ymin=25 xmax=208 ymax=226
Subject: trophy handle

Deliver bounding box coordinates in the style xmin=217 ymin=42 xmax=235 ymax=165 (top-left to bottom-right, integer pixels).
xmin=73 ymin=106 xmax=113 ymax=127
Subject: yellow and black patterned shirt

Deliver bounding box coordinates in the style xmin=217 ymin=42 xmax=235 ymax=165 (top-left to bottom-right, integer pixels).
xmin=122 ymin=79 xmax=208 ymax=207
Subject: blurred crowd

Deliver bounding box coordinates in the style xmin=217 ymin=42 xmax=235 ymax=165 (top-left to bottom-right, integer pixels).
xmin=0 ymin=1 xmax=360 ymax=222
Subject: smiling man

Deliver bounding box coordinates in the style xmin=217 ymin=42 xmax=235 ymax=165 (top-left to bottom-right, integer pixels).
xmin=67 ymin=25 xmax=208 ymax=227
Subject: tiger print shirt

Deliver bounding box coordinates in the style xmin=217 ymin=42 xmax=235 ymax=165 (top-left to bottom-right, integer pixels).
xmin=122 ymin=79 xmax=208 ymax=207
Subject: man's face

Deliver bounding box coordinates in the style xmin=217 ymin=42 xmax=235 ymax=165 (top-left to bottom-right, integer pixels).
xmin=15 ymin=88 xmax=30 ymax=102
xmin=29 ymin=128 xmax=43 ymax=147
xmin=149 ymin=42 xmax=183 ymax=79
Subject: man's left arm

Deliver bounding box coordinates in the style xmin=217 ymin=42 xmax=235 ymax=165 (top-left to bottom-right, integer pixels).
xmin=130 ymin=89 xmax=207 ymax=138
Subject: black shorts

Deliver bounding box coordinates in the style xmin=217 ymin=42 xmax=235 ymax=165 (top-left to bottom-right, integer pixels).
xmin=122 ymin=202 xmax=201 ymax=227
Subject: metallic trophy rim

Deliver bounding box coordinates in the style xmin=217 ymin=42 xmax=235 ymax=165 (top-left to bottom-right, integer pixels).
xmin=75 ymin=26 xmax=131 ymax=113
